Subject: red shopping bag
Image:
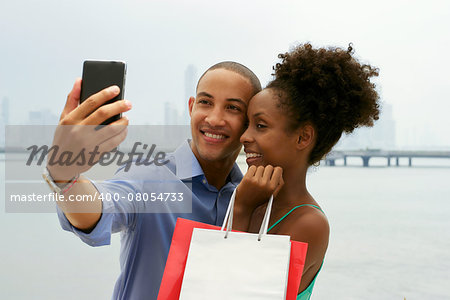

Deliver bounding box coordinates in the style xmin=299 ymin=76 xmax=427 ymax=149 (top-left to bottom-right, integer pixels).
xmin=157 ymin=218 xmax=308 ymax=300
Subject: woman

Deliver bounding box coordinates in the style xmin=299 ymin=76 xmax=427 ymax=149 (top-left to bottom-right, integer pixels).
xmin=234 ymin=43 xmax=380 ymax=299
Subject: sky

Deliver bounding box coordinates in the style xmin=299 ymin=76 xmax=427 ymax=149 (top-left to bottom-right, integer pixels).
xmin=1 ymin=0 xmax=449 ymax=148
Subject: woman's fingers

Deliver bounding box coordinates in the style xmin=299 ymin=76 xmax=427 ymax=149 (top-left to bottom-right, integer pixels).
xmin=262 ymin=165 xmax=283 ymax=195
xmin=243 ymin=164 xmax=283 ymax=196
xmin=271 ymin=167 xmax=284 ymax=197
xmin=238 ymin=165 xmax=284 ymax=209
xmin=262 ymin=165 xmax=274 ymax=183
xmin=244 ymin=165 xmax=257 ymax=178
xmin=270 ymin=166 xmax=283 ymax=184
xmin=254 ymin=165 xmax=265 ymax=179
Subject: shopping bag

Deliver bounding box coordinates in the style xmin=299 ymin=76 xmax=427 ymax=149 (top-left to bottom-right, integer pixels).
xmin=157 ymin=219 xmax=223 ymax=300
xmin=157 ymin=190 xmax=308 ymax=300
xmin=157 ymin=219 xmax=307 ymax=300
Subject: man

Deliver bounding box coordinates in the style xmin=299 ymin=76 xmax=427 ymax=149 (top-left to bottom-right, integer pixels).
xmin=45 ymin=62 xmax=261 ymax=299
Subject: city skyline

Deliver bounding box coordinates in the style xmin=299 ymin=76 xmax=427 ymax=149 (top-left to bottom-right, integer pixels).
xmin=0 ymin=93 xmax=443 ymax=151
xmin=1 ymin=0 xmax=449 ymax=149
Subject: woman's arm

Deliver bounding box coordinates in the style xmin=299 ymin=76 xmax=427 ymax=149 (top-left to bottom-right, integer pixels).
xmin=289 ymin=210 xmax=329 ymax=293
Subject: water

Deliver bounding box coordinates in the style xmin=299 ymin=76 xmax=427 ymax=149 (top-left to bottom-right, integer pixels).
xmin=1 ymin=156 xmax=450 ymax=299
xmin=305 ymin=165 xmax=450 ymax=299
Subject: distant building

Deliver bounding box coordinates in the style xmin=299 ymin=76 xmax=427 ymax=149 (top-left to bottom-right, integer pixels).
xmin=1 ymin=97 xmax=9 ymax=125
xmin=164 ymin=101 xmax=181 ymax=125
xmin=182 ymin=64 xmax=197 ymax=124
xmin=336 ymin=102 xmax=396 ymax=150
xmin=28 ymin=109 xmax=58 ymax=125
xmin=163 ymin=65 xmax=197 ymax=125
xmin=0 ymin=97 xmax=9 ymax=146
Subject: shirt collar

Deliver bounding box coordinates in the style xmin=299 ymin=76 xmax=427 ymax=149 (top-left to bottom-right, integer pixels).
xmin=173 ymin=140 xmax=243 ymax=185
xmin=173 ymin=140 xmax=204 ymax=180
xmin=227 ymin=163 xmax=243 ymax=186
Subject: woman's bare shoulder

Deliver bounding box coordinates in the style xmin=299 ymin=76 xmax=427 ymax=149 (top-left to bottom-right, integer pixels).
xmin=288 ymin=207 xmax=330 ymax=251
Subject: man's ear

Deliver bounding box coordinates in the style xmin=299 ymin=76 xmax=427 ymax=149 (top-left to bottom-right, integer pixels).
xmin=296 ymin=124 xmax=315 ymax=150
xmin=188 ymin=97 xmax=195 ymax=117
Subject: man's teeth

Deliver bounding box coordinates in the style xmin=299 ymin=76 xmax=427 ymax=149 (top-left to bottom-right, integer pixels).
xmin=204 ymin=132 xmax=226 ymax=140
xmin=246 ymin=153 xmax=262 ymax=158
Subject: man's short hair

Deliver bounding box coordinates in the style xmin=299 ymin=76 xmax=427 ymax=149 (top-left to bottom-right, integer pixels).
xmin=196 ymin=61 xmax=262 ymax=96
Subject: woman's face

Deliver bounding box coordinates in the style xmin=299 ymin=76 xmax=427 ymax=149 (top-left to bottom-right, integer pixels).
xmin=240 ymin=88 xmax=299 ymax=168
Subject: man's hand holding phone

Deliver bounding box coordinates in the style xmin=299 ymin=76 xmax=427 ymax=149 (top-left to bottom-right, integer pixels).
xmin=47 ymin=78 xmax=131 ymax=182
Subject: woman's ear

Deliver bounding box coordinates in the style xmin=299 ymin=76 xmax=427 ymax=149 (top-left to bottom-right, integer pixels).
xmin=296 ymin=124 xmax=315 ymax=150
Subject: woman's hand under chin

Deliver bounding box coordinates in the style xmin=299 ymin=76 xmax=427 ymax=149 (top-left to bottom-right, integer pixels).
xmin=235 ymin=165 xmax=284 ymax=211
xmin=231 ymin=165 xmax=283 ymax=231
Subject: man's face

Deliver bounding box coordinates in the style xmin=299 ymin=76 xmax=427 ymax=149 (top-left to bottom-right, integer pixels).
xmin=189 ymin=68 xmax=255 ymax=166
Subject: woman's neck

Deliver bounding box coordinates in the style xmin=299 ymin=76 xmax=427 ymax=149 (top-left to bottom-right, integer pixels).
xmin=272 ymin=164 xmax=314 ymax=210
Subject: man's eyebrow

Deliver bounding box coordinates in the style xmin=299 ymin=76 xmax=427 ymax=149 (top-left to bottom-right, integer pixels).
xmin=197 ymin=92 xmax=213 ymax=98
xmin=253 ymin=112 xmax=266 ymax=117
xmin=197 ymin=92 xmax=247 ymax=108
xmin=227 ymin=98 xmax=247 ymax=108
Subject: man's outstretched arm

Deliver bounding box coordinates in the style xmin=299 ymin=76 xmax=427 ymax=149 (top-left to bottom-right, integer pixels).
xmin=46 ymin=78 xmax=131 ymax=231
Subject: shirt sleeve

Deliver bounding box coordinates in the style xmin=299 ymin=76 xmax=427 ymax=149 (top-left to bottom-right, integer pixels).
xmin=56 ymin=165 xmax=141 ymax=247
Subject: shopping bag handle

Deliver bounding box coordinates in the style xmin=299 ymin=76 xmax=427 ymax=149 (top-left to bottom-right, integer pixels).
xmin=220 ymin=188 xmax=274 ymax=241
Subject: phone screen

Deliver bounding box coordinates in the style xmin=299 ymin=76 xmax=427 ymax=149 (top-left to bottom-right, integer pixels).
xmin=80 ymin=60 xmax=126 ymax=125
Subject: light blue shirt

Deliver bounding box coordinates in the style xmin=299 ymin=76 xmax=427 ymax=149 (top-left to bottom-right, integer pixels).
xmin=57 ymin=140 xmax=243 ymax=300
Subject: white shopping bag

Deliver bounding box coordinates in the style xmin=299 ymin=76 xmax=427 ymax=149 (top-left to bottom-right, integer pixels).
xmin=179 ymin=190 xmax=291 ymax=300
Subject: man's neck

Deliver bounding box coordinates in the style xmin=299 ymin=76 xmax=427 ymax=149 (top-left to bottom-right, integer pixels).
xmin=197 ymin=154 xmax=238 ymax=191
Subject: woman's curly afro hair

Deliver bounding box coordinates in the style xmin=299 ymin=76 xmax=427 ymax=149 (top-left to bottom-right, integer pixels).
xmin=267 ymin=43 xmax=380 ymax=165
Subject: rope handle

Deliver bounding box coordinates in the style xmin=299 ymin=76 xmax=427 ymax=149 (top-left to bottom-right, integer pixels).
xmin=220 ymin=188 xmax=274 ymax=241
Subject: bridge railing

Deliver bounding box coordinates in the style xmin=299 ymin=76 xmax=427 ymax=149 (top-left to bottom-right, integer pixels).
xmin=324 ymin=150 xmax=450 ymax=167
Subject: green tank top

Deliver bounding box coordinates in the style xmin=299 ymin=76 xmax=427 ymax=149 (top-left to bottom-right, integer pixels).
xmin=267 ymin=204 xmax=325 ymax=300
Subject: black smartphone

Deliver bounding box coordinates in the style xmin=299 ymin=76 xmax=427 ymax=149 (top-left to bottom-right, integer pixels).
xmin=80 ymin=60 xmax=127 ymax=125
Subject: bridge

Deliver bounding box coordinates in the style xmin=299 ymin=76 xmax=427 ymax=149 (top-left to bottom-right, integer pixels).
xmin=324 ymin=150 xmax=450 ymax=167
